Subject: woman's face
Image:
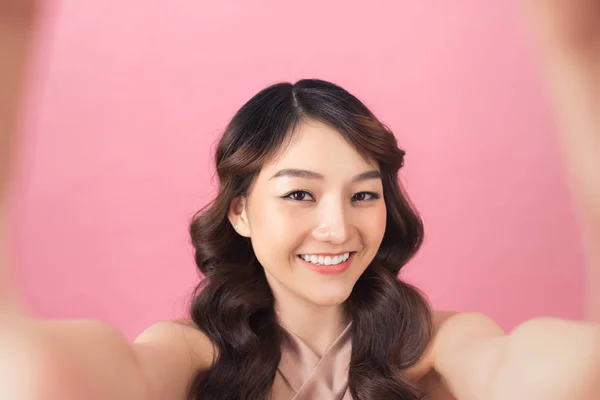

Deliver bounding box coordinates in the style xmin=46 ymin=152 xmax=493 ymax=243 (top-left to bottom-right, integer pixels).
xmin=230 ymin=120 xmax=387 ymax=307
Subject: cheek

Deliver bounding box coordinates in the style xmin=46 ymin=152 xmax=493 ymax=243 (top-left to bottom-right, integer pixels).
xmin=249 ymin=201 xmax=312 ymax=260
xmin=359 ymin=203 xmax=387 ymax=244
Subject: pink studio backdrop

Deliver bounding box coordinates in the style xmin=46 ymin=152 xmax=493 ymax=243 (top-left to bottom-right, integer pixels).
xmin=14 ymin=1 xmax=584 ymax=340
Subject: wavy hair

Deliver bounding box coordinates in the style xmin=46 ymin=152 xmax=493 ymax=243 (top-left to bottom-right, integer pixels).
xmin=187 ymin=79 xmax=432 ymax=400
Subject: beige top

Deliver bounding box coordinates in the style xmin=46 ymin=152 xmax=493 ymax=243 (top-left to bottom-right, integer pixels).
xmin=271 ymin=323 xmax=353 ymax=400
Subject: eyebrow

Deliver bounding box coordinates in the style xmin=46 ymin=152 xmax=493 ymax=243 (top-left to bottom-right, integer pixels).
xmin=269 ymin=168 xmax=381 ymax=182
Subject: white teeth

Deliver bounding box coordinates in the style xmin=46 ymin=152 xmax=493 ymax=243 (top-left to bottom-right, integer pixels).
xmin=300 ymin=252 xmax=351 ymax=266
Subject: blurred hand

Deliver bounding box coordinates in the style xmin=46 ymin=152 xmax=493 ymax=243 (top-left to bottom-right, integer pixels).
xmin=529 ymin=0 xmax=599 ymax=53
xmin=527 ymin=0 xmax=600 ymax=321
xmin=0 ymin=0 xmax=40 ymax=312
xmin=0 ymin=2 xmax=41 ymax=398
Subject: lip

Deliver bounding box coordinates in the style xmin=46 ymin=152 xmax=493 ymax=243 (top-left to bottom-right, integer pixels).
xmin=297 ymin=252 xmax=355 ymax=275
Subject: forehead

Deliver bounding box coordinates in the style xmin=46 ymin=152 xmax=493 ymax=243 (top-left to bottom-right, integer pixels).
xmin=261 ymin=120 xmax=377 ymax=175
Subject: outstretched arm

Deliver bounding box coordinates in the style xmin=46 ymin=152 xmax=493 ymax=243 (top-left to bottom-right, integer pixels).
xmin=432 ymin=2 xmax=600 ymax=397
xmin=527 ymin=0 xmax=600 ymax=320
xmin=0 ymin=0 xmax=39 ymax=312
xmin=432 ymin=313 xmax=600 ymax=400
xmin=0 ymin=5 xmax=215 ymax=399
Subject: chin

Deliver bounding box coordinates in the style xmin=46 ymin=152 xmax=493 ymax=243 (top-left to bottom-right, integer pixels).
xmin=305 ymin=287 xmax=353 ymax=307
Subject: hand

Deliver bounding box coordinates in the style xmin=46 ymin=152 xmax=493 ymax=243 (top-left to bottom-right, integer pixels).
xmin=0 ymin=0 xmax=40 ymax=309
xmin=0 ymin=1 xmax=42 ymax=398
xmin=0 ymin=0 xmax=39 ymax=200
xmin=528 ymin=0 xmax=599 ymax=53
xmin=527 ymin=0 xmax=600 ymax=321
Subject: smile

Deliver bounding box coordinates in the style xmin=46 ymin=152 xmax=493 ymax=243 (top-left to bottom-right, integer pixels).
xmin=297 ymin=252 xmax=356 ymax=275
xmin=299 ymin=252 xmax=351 ymax=266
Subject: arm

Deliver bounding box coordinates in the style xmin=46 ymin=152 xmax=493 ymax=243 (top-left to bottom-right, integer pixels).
xmin=0 ymin=5 xmax=215 ymax=399
xmin=527 ymin=0 xmax=600 ymax=320
xmin=0 ymin=318 xmax=213 ymax=400
xmin=432 ymin=2 xmax=600 ymax=396
xmin=0 ymin=0 xmax=38 ymax=311
xmin=433 ymin=313 xmax=600 ymax=400
xmin=5 ymin=319 xmax=149 ymax=400
xmin=430 ymin=312 xmax=507 ymax=400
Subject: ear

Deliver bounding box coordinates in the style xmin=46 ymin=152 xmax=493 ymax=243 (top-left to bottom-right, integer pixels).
xmin=228 ymin=196 xmax=251 ymax=237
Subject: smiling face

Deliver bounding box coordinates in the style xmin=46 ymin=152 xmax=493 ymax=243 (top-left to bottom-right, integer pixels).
xmin=229 ymin=119 xmax=387 ymax=308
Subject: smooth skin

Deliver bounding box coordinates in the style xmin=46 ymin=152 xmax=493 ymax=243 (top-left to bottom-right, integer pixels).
xmin=0 ymin=1 xmax=599 ymax=400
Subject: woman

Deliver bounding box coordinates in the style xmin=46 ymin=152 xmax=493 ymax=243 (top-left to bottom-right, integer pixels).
xmin=182 ymin=78 xmax=435 ymax=399
xmin=1 ymin=2 xmax=599 ymax=400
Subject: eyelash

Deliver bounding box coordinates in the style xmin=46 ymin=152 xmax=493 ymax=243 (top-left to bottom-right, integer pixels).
xmin=282 ymin=190 xmax=381 ymax=203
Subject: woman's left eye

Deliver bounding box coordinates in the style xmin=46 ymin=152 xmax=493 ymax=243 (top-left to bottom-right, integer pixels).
xmin=352 ymin=192 xmax=380 ymax=202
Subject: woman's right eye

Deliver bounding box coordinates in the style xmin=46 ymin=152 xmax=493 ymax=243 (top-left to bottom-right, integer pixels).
xmin=283 ymin=190 xmax=315 ymax=202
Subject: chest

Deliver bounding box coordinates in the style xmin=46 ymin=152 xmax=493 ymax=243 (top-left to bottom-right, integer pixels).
xmin=273 ymin=323 xmax=353 ymax=399
xmin=272 ymin=323 xmax=454 ymax=400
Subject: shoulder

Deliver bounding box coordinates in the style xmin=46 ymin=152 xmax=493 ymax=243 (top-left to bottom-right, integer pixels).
xmin=132 ymin=319 xmax=215 ymax=399
xmin=403 ymin=310 xmax=458 ymax=381
xmin=406 ymin=310 xmax=503 ymax=380
xmin=135 ymin=318 xmax=215 ymax=368
xmin=406 ymin=310 xmax=505 ymax=398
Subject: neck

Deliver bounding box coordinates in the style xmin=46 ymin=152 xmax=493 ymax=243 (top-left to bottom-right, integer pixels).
xmin=267 ymin=277 xmax=349 ymax=357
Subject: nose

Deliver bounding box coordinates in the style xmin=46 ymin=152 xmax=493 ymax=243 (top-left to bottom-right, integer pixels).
xmin=311 ymin=199 xmax=351 ymax=244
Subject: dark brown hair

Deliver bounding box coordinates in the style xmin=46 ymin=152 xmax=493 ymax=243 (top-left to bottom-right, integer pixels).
xmin=187 ymin=79 xmax=432 ymax=399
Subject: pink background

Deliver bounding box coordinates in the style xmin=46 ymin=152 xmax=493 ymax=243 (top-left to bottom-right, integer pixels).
xmin=14 ymin=1 xmax=585 ymax=340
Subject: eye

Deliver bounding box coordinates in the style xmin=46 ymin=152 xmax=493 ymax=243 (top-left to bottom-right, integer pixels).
xmin=283 ymin=190 xmax=315 ymax=202
xmin=352 ymin=191 xmax=380 ymax=202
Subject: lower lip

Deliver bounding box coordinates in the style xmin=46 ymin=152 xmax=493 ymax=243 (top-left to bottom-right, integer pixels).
xmin=297 ymin=254 xmax=354 ymax=275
